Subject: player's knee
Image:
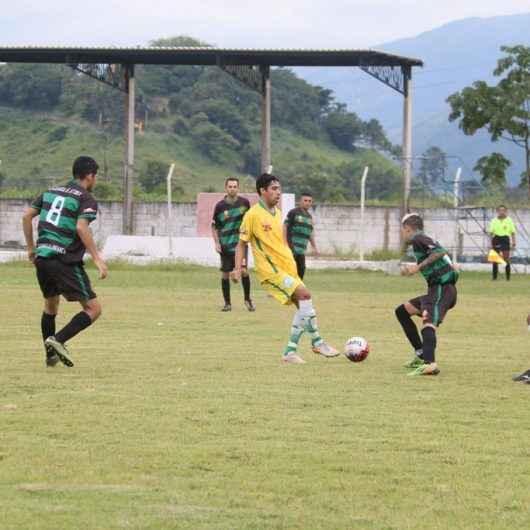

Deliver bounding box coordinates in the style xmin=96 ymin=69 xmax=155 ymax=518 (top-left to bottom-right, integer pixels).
xmin=222 ymin=272 xmax=230 ymax=280
xmin=295 ymin=286 xmax=311 ymax=301
xmin=84 ymin=299 xmax=102 ymax=321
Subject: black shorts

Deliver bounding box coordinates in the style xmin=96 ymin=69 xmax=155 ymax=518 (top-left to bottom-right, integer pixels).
xmin=220 ymin=252 xmax=235 ymax=273
xmin=409 ymin=283 xmax=457 ymax=327
xmin=293 ymin=253 xmax=306 ymax=279
xmin=492 ymin=236 xmax=510 ymax=252
xmin=35 ymin=257 xmax=96 ymax=302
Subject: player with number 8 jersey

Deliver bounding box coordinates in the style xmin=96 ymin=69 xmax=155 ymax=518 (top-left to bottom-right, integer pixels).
xmin=22 ymin=156 xmax=107 ymax=368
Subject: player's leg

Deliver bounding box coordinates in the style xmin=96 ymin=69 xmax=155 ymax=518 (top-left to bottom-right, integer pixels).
xmin=220 ymin=254 xmax=232 ymax=311
xmin=294 ymin=254 xmax=305 ymax=280
xmin=395 ymin=299 xmax=424 ymax=368
xmin=408 ymin=284 xmax=456 ymax=376
xmin=241 ymin=250 xmax=255 ymax=311
xmin=42 ymin=295 xmax=60 ymax=366
xmin=35 ymin=257 xmax=62 ymax=366
xmin=513 ymin=313 xmax=530 ymax=382
xmin=291 ymin=284 xmax=338 ymax=359
xmin=44 ymin=263 xmax=99 ymax=367
xmin=502 ymin=248 xmax=511 ymax=281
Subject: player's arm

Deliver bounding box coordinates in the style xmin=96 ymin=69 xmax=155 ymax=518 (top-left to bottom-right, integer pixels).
xmin=22 ymin=207 xmax=40 ymax=263
xmin=212 ymin=224 xmax=222 ymax=253
xmin=309 ymin=233 xmax=319 ymax=255
xmin=282 ymin=223 xmax=289 ymax=245
xmin=76 ymin=219 xmax=108 ymax=279
xmin=232 ymin=239 xmax=247 ymax=282
xmin=404 ymin=236 xmax=446 ymax=275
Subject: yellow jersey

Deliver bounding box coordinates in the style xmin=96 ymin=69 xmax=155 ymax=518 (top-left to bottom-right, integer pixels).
xmin=240 ymin=200 xmax=298 ymax=282
xmin=489 ymin=216 xmax=515 ymax=237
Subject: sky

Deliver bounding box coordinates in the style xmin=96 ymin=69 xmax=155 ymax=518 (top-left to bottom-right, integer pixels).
xmin=2 ymin=0 xmax=530 ymax=48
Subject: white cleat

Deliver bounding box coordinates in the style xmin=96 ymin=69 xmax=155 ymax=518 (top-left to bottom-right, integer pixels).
xmin=282 ymin=353 xmax=306 ymax=364
xmin=312 ymin=341 xmax=340 ymax=358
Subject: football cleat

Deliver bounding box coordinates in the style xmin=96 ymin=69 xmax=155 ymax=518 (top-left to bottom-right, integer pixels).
xmin=44 ymin=336 xmax=74 ymax=368
xmin=312 ymin=341 xmax=340 ymax=358
xmin=244 ymin=299 xmax=256 ymax=312
xmin=408 ymin=363 xmax=440 ymax=376
xmin=282 ymin=353 xmax=306 ymax=364
xmin=221 ymin=304 xmax=232 ymax=312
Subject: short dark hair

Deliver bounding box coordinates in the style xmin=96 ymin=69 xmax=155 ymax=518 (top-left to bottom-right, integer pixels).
xmin=300 ymin=191 xmax=313 ymax=198
xmin=225 ymin=177 xmax=239 ymax=186
xmin=72 ymin=156 xmax=99 ymax=179
xmin=497 ymin=204 xmax=507 ymax=209
xmin=402 ymin=213 xmax=423 ymax=231
xmin=256 ymin=173 xmax=280 ymax=195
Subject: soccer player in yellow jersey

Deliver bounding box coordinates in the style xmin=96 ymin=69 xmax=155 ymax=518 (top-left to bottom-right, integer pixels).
xmin=232 ymin=173 xmax=338 ymax=364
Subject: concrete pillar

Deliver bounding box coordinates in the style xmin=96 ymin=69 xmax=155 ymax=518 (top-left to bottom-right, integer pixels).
xmin=123 ymin=64 xmax=135 ymax=234
xmin=260 ymin=65 xmax=272 ymax=174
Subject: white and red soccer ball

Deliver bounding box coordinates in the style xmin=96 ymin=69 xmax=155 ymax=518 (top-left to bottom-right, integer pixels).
xmin=344 ymin=337 xmax=370 ymax=363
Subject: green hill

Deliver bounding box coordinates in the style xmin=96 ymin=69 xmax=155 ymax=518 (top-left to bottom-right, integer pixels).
xmin=0 ymin=36 xmax=402 ymax=202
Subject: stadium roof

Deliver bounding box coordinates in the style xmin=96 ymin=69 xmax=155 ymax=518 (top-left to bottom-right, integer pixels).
xmin=0 ymin=46 xmax=423 ymax=67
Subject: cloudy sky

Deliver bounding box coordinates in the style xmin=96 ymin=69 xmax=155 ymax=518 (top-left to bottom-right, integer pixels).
xmin=2 ymin=0 xmax=529 ymax=48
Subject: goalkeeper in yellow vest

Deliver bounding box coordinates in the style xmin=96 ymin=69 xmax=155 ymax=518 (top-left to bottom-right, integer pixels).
xmin=232 ymin=173 xmax=338 ymax=364
xmin=489 ymin=205 xmax=516 ymax=281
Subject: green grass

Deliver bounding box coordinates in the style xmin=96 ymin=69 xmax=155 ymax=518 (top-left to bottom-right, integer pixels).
xmin=1 ymin=263 xmax=529 ymax=530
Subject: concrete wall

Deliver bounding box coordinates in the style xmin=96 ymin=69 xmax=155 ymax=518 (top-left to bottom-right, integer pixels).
xmin=2 ymin=198 xmax=530 ymax=256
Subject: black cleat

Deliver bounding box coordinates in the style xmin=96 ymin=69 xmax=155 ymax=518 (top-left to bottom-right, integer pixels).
xmin=44 ymin=336 xmax=74 ymax=367
xmin=244 ymin=299 xmax=256 ymax=312
xmin=45 ymin=345 xmax=60 ymax=367
xmin=221 ymin=304 xmax=232 ymax=312
xmin=512 ymin=369 xmax=530 ymax=382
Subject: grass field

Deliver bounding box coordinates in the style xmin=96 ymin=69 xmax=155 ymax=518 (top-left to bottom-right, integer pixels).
xmin=1 ymin=261 xmax=529 ymax=530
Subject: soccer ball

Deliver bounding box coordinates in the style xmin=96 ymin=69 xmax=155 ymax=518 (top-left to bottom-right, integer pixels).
xmin=344 ymin=337 xmax=370 ymax=363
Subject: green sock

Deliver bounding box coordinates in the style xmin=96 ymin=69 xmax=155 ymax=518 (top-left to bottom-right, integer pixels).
xmin=299 ymin=299 xmax=323 ymax=347
xmin=283 ymin=311 xmax=305 ymax=356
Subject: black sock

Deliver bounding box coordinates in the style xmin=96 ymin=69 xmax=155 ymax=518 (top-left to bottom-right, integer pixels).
xmin=421 ymin=327 xmax=437 ymax=364
xmin=395 ymin=305 xmax=423 ymax=352
xmin=222 ymin=279 xmax=231 ymax=305
xmin=493 ymin=263 xmax=498 ymax=280
xmin=242 ymin=275 xmax=251 ymax=301
xmin=506 ymin=263 xmax=511 ymax=281
xmin=55 ymin=312 xmax=92 ymax=344
xmin=41 ymin=312 xmax=56 ymax=342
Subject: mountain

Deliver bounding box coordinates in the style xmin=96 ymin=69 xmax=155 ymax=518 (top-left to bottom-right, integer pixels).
xmin=295 ymin=13 xmax=530 ymax=185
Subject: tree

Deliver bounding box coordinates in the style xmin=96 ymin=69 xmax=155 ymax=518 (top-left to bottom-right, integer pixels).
xmin=473 ymin=153 xmax=511 ymax=188
xmin=447 ymin=45 xmax=530 ymax=194
xmin=417 ymin=146 xmax=448 ymax=188
xmin=324 ymin=111 xmax=363 ymax=151
xmin=139 ymin=160 xmax=169 ymax=192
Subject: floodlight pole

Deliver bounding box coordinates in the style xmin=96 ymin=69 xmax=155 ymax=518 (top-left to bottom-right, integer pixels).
xmin=359 ymin=166 xmax=369 ymax=262
xmin=453 ymin=167 xmax=462 ymax=263
xmin=260 ymin=65 xmax=272 ymax=174
xmin=123 ymin=64 xmax=135 ymax=235
xmin=167 ymin=163 xmax=175 ymax=257
xmin=401 ymin=65 xmax=412 ymax=218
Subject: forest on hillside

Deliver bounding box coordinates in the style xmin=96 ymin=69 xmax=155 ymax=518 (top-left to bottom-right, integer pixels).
xmin=0 ymin=36 xmax=403 ymax=202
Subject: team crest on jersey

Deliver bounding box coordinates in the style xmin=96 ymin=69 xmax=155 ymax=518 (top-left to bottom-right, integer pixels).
xmin=283 ymin=276 xmax=295 ymax=288
xmin=261 ymin=222 xmax=272 ymax=231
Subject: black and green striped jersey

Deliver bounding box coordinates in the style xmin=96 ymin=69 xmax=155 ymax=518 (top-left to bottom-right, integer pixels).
xmin=212 ymin=196 xmax=251 ymax=254
xmin=411 ymin=233 xmax=459 ymax=286
xmin=284 ymin=207 xmax=314 ymax=256
xmin=31 ymin=181 xmax=98 ymax=264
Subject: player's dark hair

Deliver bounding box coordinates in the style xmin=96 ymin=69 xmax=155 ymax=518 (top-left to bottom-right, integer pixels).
xmin=300 ymin=191 xmax=313 ymax=198
xmin=497 ymin=204 xmax=506 ymax=209
xmin=225 ymin=177 xmax=239 ymax=186
xmin=72 ymin=156 xmax=99 ymax=179
xmin=256 ymin=173 xmax=280 ymax=195
xmin=402 ymin=214 xmax=423 ymax=231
